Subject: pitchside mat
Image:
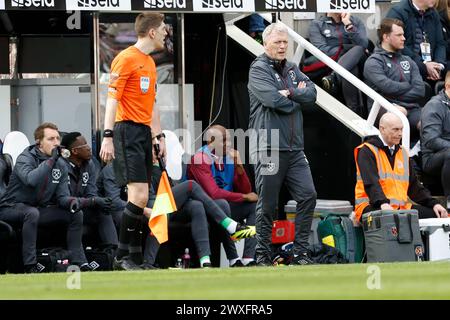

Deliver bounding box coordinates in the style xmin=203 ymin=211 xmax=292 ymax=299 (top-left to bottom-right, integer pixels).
xmin=0 ymin=261 xmax=450 ymax=300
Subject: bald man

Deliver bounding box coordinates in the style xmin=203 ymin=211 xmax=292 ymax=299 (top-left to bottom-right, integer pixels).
xmin=187 ymin=124 xmax=258 ymax=267
xmin=354 ymin=112 xmax=448 ymax=222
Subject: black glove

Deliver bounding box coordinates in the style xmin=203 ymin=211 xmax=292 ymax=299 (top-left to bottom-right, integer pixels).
xmin=69 ymin=198 xmax=81 ymax=213
xmin=91 ymin=196 xmax=113 ymax=212
xmin=51 ymin=146 xmax=61 ymax=161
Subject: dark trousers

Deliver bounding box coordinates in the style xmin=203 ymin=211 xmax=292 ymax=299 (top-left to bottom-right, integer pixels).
xmin=0 ymin=204 xmax=87 ymax=266
xmin=423 ymin=148 xmax=450 ymax=197
xmin=144 ymin=180 xmax=242 ymax=263
xmin=84 ymin=208 xmax=118 ymax=246
xmin=337 ymin=45 xmax=367 ymax=113
xmin=254 ymin=150 xmax=317 ymax=262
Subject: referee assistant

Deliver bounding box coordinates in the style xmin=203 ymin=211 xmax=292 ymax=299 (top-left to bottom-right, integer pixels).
xmin=100 ymin=12 xmax=167 ymax=271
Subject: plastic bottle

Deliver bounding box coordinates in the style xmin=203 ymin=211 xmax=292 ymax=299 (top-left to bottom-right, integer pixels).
xmin=182 ymin=248 xmax=191 ymax=269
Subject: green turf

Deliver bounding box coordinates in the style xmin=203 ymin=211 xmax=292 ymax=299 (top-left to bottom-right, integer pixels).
xmin=1 ymin=261 xmax=450 ymax=299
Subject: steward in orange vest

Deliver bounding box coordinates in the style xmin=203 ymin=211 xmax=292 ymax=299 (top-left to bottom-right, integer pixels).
xmin=354 ymin=113 xmax=447 ymax=220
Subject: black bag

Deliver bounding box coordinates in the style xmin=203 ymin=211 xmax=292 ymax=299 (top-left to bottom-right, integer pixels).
xmin=308 ymin=243 xmax=348 ymax=264
xmin=85 ymin=246 xmax=115 ymax=271
xmin=36 ymin=247 xmax=71 ymax=273
xmin=271 ymin=242 xmax=348 ymax=265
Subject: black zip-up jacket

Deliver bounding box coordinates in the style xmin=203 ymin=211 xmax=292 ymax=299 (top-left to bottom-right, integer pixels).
xmin=0 ymin=145 xmax=75 ymax=208
xmin=357 ymin=136 xmax=438 ymax=209
xmin=65 ymin=158 xmax=99 ymax=198
xmin=364 ymin=46 xmax=424 ymax=110
xmin=248 ymin=53 xmax=317 ymax=153
xmin=308 ymin=15 xmax=368 ymax=57
xmin=421 ymin=90 xmax=450 ymax=167
xmin=97 ymin=163 xmax=127 ymax=212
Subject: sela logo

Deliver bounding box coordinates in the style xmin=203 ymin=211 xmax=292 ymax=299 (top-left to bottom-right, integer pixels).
xmin=66 ymin=0 xmax=131 ymax=10
xmin=77 ymin=0 xmax=120 ymax=7
xmin=265 ymin=0 xmax=306 ymax=10
xmin=330 ymin=0 xmax=369 ymax=10
xmin=202 ymin=0 xmax=242 ymax=9
xmin=317 ymin=0 xmax=375 ymax=13
xmin=10 ymin=0 xmax=55 ymax=7
xmin=193 ymin=0 xmax=254 ymax=12
xmin=144 ymin=0 xmax=186 ymax=9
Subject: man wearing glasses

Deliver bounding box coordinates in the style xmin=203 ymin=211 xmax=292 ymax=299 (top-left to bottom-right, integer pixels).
xmin=61 ymin=132 xmax=118 ymax=251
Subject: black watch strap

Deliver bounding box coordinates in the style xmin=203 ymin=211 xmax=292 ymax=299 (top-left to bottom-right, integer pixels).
xmin=155 ymin=132 xmax=166 ymax=140
xmin=104 ymin=129 xmax=114 ymax=138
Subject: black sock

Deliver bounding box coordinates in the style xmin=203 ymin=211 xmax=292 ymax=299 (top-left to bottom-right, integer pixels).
xmin=116 ymin=202 xmax=143 ymax=260
xmin=129 ymin=217 xmax=144 ymax=265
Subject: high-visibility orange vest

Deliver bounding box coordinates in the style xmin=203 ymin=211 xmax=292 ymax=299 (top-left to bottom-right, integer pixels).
xmin=354 ymin=142 xmax=412 ymax=221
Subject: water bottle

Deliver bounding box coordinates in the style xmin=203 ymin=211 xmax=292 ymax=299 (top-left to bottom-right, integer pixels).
xmin=175 ymin=258 xmax=182 ymax=269
xmin=182 ymin=248 xmax=190 ymax=269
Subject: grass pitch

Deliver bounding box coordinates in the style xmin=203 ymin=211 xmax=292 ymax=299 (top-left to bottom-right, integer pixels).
xmin=1 ymin=261 xmax=450 ymax=300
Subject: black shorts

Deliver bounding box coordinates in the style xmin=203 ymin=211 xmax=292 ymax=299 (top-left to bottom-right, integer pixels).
xmin=113 ymin=121 xmax=152 ymax=187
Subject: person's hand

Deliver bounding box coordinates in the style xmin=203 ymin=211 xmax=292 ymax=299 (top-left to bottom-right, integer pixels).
xmin=51 ymin=146 xmax=61 ymax=160
xmin=158 ymin=138 xmax=167 ymax=159
xmin=380 ymin=203 xmax=394 ymax=211
xmin=425 ymin=62 xmax=441 ymax=81
xmin=341 ymin=13 xmax=352 ymax=26
xmin=297 ymin=81 xmax=306 ymax=89
xmin=100 ymin=137 xmax=114 ymax=163
xmin=392 ymin=103 xmax=408 ymax=116
xmin=243 ymin=192 xmax=258 ymax=202
xmin=433 ymin=204 xmax=448 ymax=218
xmin=278 ymin=89 xmax=289 ymax=97
xmin=70 ymin=198 xmax=81 ymax=213
xmin=143 ymin=207 xmax=152 ymax=219
xmin=153 ymin=137 xmax=167 ymax=160
xmin=92 ymin=197 xmax=113 ymax=211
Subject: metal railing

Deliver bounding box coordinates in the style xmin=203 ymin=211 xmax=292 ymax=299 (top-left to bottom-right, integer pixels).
xmin=224 ymin=13 xmax=411 ymax=152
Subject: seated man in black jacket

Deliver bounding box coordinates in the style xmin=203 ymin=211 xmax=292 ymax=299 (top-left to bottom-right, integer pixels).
xmin=0 ymin=123 xmax=90 ymax=273
xmin=421 ymin=71 xmax=450 ymax=207
xmin=61 ymin=132 xmax=118 ymax=248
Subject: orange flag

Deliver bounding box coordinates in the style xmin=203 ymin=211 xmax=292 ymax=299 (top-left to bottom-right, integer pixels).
xmin=148 ymin=171 xmax=177 ymax=244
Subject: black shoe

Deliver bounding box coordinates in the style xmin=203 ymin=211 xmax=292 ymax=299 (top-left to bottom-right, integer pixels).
xmin=256 ymin=258 xmax=273 ymax=267
xmin=79 ymin=263 xmax=94 ymax=272
xmin=113 ymin=256 xmax=142 ymax=271
xmin=321 ymin=73 xmax=339 ymax=95
xmin=290 ymin=252 xmax=315 ymax=266
xmin=24 ymin=263 xmax=44 ymax=273
xmin=230 ymin=260 xmax=244 ymax=268
xmin=140 ymin=262 xmax=158 ymax=270
xmin=245 ymin=260 xmax=257 ymax=267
